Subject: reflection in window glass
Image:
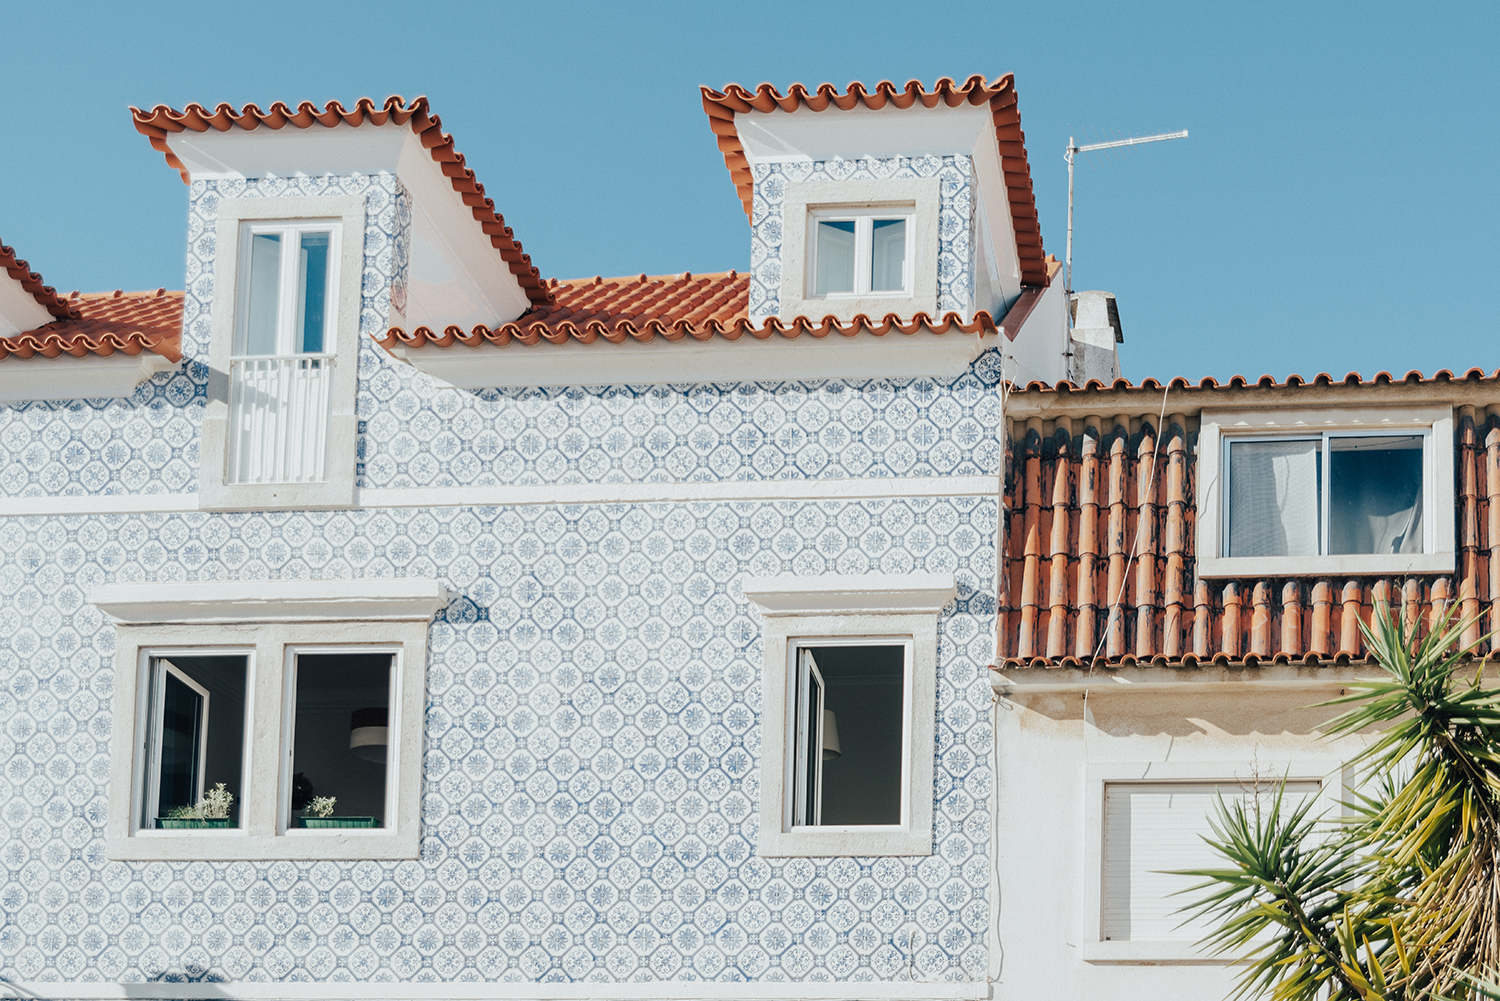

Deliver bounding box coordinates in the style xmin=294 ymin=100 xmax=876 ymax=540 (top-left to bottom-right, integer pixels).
xmin=296 ymin=232 xmax=331 ymax=354
xmin=1227 ymin=439 xmax=1320 ymax=557
xmin=145 ymin=655 xmax=248 ymax=829
xmin=814 ymin=220 xmax=856 ymax=295
xmin=289 ymin=652 xmax=392 ymax=829
xmin=869 ymin=219 xmax=907 ymax=292
xmin=1329 ymin=435 xmax=1423 ymax=554
xmin=243 ymin=234 xmax=282 ymax=356
xmin=792 ymin=644 xmax=904 ymax=827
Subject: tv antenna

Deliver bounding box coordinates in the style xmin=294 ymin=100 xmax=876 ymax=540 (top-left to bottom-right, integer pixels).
xmin=1065 ymin=130 xmax=1188 ymax=294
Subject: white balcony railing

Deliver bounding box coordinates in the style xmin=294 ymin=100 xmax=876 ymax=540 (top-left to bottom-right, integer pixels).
xmin=227 ymin=354 xmax=334 ymax=485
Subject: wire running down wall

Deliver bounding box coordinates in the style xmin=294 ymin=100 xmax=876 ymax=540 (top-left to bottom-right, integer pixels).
xmin=997 ymin=406 xmax=1500 ymax=667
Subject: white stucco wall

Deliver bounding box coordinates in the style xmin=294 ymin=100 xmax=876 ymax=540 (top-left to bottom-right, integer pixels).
xmin=992 ymin=680 xmax=1377 ymax=1000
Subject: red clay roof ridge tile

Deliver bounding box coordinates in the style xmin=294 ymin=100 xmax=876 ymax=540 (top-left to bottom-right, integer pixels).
xmin=130 ymin=95 xmax=552 ymax=309
xmin=1 ymin=241 xmax=80 ymax=320
xmin=701 ymin=73 xmax=1050 ymax=288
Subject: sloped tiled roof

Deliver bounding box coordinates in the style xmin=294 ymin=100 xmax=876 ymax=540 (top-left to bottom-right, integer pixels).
xmin=998 ymin=375 xmax=1500 ymax=670
xmin=130 ymin=95 xmax=551 ymax=307
xmin=701 ymin=74 xmax=1050 ymax=287
xmin=1008 ymin=368 xmax=1500 ymax=395
xmin=2 ymin=240 xmax=79 ymax=320
xmin=378 ymin=270 xmax=1004 ymax=350
xmin=0 ymin=289 xmax=182 ymax=362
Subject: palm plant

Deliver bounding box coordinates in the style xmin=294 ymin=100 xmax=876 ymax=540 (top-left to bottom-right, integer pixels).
xmin=1176 ymin=602 xmax=1500 ymax=1000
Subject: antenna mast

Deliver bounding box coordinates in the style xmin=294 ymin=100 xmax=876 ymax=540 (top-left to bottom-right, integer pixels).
xmin=1065 ymin=130 xmax=1188 ymax=294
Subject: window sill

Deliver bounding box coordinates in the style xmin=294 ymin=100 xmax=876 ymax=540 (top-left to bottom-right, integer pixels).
xmin=106 ymin=830 xmax=418 ymax=862
xmin=1081 ymin=939 xmax=1232 ymax=965
xmin=1196 ymin=551 xmax=1455 ymax=579
xmin=757 ymin=826 xmax=932 ymax=858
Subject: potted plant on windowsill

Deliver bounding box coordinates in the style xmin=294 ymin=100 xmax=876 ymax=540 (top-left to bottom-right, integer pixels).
xmin=297 ymin=796 xmax=377 ymax=829
xmin=156 ymin=783 xmax=235 ymax=829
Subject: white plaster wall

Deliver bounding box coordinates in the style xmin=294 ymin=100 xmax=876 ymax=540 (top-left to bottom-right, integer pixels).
xmin=997 ymin=281 xmax=1069 ymax=386
xmin=992 ymin=686 xmax=1376 ymax=1001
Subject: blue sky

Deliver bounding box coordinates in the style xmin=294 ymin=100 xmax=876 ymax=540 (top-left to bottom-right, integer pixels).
xmin=2 ymin=0 xmax=1495 ymax=382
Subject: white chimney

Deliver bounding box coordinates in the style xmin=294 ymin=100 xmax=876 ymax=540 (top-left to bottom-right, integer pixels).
xmin=1068 ymin=291 xmax=1123 ymax=384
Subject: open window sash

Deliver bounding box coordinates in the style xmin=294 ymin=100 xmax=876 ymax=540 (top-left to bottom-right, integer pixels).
xmin=144 ymin=658 xmax=210 ymax=828
xmin=791 ymin=649 xmax=826 ymax=827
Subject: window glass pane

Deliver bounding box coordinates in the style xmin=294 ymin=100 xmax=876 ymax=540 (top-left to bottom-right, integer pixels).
xmin=869 ymin=218 xmax=907 ymax=292
xmin=295 ymin=232 xmax=331 ymax=354
xmin=814 ymin=220 xmax=856 ymax=295
xmin=795 ymin=644 xmax=904 ymax=826
xmin=290 ymin=652 xmax=392 ymax=829
xmin=1227 ymin=439 xmax=1321 ymax=557
xmin=1329 ymin=435 xmax=1424 ymax=555
xmin=147 ymin=656 xmax=247 ymax=829
xmin=242 ymin=233 xmax=282 ymax=355
xmin=1102 ymin=781 xmax=1319 ymax=941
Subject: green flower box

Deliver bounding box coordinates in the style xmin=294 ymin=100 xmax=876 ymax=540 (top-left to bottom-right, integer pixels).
xmin=156 ymin=817 xmax=233 ymax=829
xmin=298 ymin=816 xmax=378 ymax=829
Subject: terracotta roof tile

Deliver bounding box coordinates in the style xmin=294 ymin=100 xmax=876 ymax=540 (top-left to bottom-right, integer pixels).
xmin=0 ymin=289 xmax=182 ymax=362
xmin=1008 ymin=368 xmax=1500 ymax=395
xmin=997 ymin=395 xmax=1500 ymax=670
xmin=129 ymin=95 xmax=551 ymax=307
xmin=378 ymin=270 xmax=1001 ymax=351
xmin=1 ymin=240 xmax=79 ymax=320
xmin=701 ymin=74 xmax=1050 ymax=287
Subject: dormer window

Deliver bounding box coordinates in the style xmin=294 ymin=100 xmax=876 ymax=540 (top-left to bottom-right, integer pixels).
xmin=811 ymin=211 xmax=911 ymax=297
xmin=778 ymin=179 xmax=940 ymax=324
xmin=228 ymin=222 xmax=341 ymax=487
xmin=239 ymin=224 xmax=338 ymax=356
xmin=201 ymin=195 xmax=365 ymax=510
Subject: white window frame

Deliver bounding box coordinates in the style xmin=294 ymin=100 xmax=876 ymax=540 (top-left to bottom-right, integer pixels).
xmin=234 ymin=221 xmax=342 ymax=358
xmin=203 ymin=195 xmax=365 ymax=512
xmin=278 ymin=643 xmax=401 ymax=837
xmin=779 ymin=178 xmax=941 ymax=324
xmin=95 ymin=578 xmax=446 ymax=861
xmin=1196 ymin=405 xmax=1455 ymax=578
xmin=742 ymin=572 xmax=954 ymax=857
xmin=142 ymin=656 xmax=219 ymax=828
xmin=1083 ymin=758 xmax=1343 ymax=964
xmin=807 ymin=208 xmax=915 ymax=298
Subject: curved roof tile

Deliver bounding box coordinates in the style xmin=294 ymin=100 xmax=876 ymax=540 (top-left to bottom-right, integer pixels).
xmin=1 ymin=241 xmax=79 ymax=319
xmin=0 ymin=289 xmax=181 ymax=362
xmin=701 ymin=73 xmax=1049 ymax=287
xmin=130 ymin=95 xmax=552 ymax=308
xmin=377 ymin=270 xmax=1000 ymax=351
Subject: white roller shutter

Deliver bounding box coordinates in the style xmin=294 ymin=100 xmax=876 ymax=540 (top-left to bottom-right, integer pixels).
xmin=1101 ymin=780 xmax=1321 ymax=942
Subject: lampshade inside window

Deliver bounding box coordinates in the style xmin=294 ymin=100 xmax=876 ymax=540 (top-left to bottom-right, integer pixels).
xmin=349 ymin=707 xmax=388 ymax=763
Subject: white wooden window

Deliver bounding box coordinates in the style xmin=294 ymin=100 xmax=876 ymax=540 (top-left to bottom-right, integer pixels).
xmin=1083 ymin=760 xmax=1341 ymax=963
xmin=228 ymin=221 xmax=339 ymax=486
xmin=789 ymin=642 xmax=911 ymax=829
xmin=742 ymin=573 xmax=952 ymax=857
xmin=1196 ymin=405 xmax=1455 ymax=578
xmin=96 ymin=579 xmax=445 ymax=861
xmin=1101 ymin=780 xmax=1320 ymax=943
xmin=203 ymin=195 xmax=364 ymax=510
xmin=809 ymin=209 xmax=913 ymax=298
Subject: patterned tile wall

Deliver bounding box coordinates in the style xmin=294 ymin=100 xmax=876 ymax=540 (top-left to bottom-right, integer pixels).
xmin=0 ymin=497 xmax=997 ymax=984
xmin=748 ymin=156 xmax=977 ymax=323
xmin=0 ymin=172 xmax=412 ymax=499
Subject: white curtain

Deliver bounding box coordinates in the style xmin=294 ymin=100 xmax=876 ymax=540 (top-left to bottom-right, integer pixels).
xmin=1228 ymin=440 xmax=1320 ymax=557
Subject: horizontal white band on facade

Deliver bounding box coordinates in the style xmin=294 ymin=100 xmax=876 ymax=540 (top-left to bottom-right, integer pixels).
xmin=0 ymin=475 xmax=1000 ymax=517
xmin=0 ymin=980 xmax=992 ymax=1001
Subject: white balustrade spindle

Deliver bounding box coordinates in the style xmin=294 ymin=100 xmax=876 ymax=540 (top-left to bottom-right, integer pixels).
xmin=227 ymin=355 xmax=334 ymax=484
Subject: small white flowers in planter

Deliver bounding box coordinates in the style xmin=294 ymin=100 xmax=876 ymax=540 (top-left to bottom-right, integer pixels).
xmin=308 ymin=796 xmax=337 ymax=819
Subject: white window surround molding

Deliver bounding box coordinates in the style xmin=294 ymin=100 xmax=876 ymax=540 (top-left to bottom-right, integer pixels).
xmin=0 ymin=980 xmax=991 ymax=1001
xmin=1082 ymin=757 xmax=1344 ymax=964
xmin=0 ymin=351 xmax=178 ymax=403
xmin=202 ymin=194 xmax=365 ymax=511
xmin=779 ymin=179 xmax=941 ymax=324
xmin=1196 ymin=404 xmax=1455 ymax=579
xmin=95 ymin=577 xmax=444 ymax=861
xmin=742 ymin=572 xmax=954 ymax=857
